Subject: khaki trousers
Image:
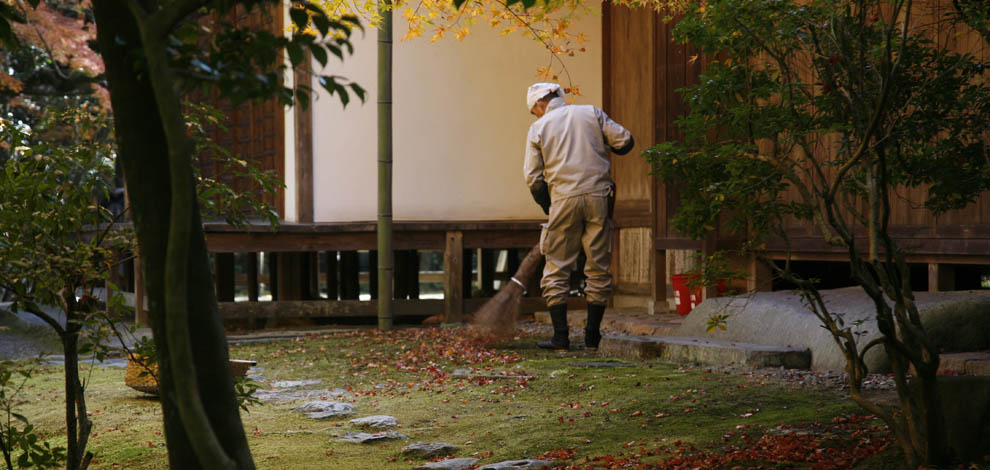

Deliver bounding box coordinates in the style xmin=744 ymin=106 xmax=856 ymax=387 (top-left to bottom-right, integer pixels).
xmin=539 ymin=192 xmax=613 ymax=307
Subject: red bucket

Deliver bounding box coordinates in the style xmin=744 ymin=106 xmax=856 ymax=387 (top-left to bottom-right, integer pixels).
xmin=671 ymin=274 xmax=726 ymax=316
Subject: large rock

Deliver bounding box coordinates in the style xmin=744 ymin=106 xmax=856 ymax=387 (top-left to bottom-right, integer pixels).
xmin=477 ymin=460 xmax=554 ymax=469
xmin=678 ymin=288 xmax=990 ymax=372
xmin=350 ymin=415 xmax=398 ymax=429
xmin=402 ymin=442 xmax=459 ymax=457
xmin=291 ymin=401 xmax=356 ymax=419
xmin=414 ymin=458 xmax=478 ymax=470
xmin=337 ymin=431 xmax=407 ymax=444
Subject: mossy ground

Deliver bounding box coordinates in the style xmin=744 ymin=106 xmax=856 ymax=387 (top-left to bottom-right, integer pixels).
xmin=4 ymin=325 xmax=894 ymax=469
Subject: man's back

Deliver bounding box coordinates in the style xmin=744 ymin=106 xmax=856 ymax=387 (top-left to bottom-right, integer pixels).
xmin=525 ymin=98 xmax=632 ymax=201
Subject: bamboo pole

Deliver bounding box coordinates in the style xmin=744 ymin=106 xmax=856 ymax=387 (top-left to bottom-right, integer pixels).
xmin=377 ymin=3 xmax=394 ymax=330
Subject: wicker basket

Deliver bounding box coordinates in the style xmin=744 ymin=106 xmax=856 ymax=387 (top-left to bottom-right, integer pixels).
xmin=125 ymin=358 xmax=257 ymax=395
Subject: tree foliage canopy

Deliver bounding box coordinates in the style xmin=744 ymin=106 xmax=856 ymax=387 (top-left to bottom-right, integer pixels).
xmin=645 ymin=0 xmax=990 ymax=466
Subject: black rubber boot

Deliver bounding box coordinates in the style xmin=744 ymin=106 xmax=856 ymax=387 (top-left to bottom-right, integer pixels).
xmin=537 ymin=304 xmax=569 ymax=350
xmin=585 ymin=303 xmax=605 ymax=350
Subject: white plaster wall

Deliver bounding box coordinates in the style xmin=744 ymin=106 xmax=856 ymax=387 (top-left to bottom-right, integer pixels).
xmin=312 ymin=5 xmax=603 ymax=222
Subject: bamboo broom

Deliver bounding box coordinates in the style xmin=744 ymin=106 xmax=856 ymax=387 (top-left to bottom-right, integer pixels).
xmin=471 ymin=244 xmax=543 ymax=339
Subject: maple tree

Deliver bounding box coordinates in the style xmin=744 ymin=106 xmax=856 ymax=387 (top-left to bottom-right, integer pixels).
xmin=0 ymin=0 xmax=105 ymax=136
xmin=313 ymin=0 xmax=673 ymax=92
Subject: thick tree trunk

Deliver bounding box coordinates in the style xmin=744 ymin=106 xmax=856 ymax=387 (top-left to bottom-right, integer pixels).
xmin=92 ymin=4 xmax=254 ymax=468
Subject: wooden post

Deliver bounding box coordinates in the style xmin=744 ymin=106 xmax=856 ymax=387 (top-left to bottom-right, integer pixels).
xmin=294 ymin=49 xmax=314 ymax=224
xmin=340 ymin=251 xmax=360 ymax=300
xmin=480 ymin=248 xmax=496 ymax=297
xmin=652 ymin=249 xmax=666 ymax=313
xmin=247 ymin=252 xmax=259 ymax=302
xmin=215 ymin=253 xmax=235 ymax=302
xmin=269 ymin=252 xmax=279 ymax=301
xmin=277 ymin=252 xmax=306 ymax=300
xmin=407 ymin=250 xmax=419 ymax=299
xmin=444 ymin=231 xmax=464 ymax=322
xmin=325 ymin=251 xmax=339 ymax=300
xmin=928 ymin=263 xmax=955 ymax=292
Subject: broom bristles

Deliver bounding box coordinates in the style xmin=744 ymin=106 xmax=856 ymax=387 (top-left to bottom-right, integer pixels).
xmin=471 ymin=282 xmax=524 ymax=338
xmin=469 ymin=245 xmax=543 ymax=343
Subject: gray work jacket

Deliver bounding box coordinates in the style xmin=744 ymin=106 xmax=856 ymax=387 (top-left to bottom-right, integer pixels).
xmin=523 ymin=97 xmax=633 ymax=201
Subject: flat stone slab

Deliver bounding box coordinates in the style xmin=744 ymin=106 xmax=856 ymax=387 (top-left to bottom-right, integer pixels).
xmin=599 ymin=335 xmax=810 ymax=369
xmin=477 ymin=459 xmax=555 ymax=469
xmin=270 ymin=379 xmax=322 ymax=388
xmin=414 ymin=457 xmax=479 ymax=470
xmin=291 ymin=401 xmax=356 ymax=419
xmin=350 ymin=415 xmax=398 ymax=428
xmin=255 ymin=388 xmax=350 ymax=403
xmin=402 ymin=442 xmax=459 ymax=457
xmin=337 ymin=431 xmax=407 ymax=443
xmin=597 ymin=335 xmax=664 ymax=360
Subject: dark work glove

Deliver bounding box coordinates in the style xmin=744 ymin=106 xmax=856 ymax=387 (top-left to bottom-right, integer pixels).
xmin=530 ymin=181 xmax=551 ymax=215
xmin=610 ymin=135 xmax=635 ymax=155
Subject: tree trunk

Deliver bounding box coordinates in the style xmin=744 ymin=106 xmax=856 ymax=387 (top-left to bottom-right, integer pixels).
xmin=91 ymin=4 xmax=254 ymax=468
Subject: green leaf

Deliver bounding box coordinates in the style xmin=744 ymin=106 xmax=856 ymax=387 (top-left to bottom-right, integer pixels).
xmin=289 ymin=7 xmax=309 ymax=31
xmin=295 ymin=89 xmax=310 ymax=110
xmin=336 ymin=84 xmax=350 ymax=107
xmin=310 ymin=43 xmax=328 ymax=68
xmin=349 ymin=82 xmax=366 ymax=102
xmin=287 ymin=43 xmax=303 ymax=68
xmin=452 ymin=0 xmax=468 ymax=8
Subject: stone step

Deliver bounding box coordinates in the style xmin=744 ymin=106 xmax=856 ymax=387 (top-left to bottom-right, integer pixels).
xmin=938 ymin=352 xmax=990 ymax=376
xmin=598 ymin=335 xmax=812 ymax=370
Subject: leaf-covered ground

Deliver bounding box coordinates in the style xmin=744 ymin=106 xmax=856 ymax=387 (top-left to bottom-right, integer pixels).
xmin=8 ymin=325 xmax=900 ymax=469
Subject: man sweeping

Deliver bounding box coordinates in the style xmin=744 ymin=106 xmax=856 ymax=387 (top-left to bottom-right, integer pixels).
xmin=524 ymin=82 xmax=635 ymax=351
